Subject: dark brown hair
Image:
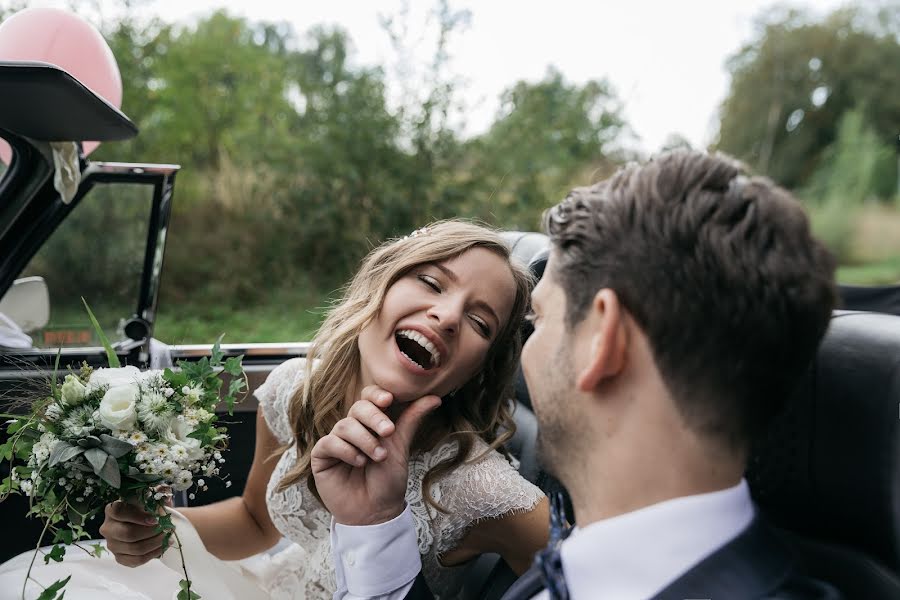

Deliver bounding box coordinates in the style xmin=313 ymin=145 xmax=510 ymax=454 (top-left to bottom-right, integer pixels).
xmin=545 ymin=150 xmax=837 ymax=450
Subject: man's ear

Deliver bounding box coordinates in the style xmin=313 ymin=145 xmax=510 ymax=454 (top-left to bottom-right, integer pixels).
xmin=575 ymin=289 xmax=628 ymax=392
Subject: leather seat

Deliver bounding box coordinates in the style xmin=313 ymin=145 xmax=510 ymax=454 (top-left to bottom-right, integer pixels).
xmin=747 ymin=310 xmax=900 ymax=598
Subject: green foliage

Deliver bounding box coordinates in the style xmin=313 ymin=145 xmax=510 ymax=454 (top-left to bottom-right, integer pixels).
xmin=804 ymin=108 xmax=895 ymax=260
xmin=717 ymin=4 xmax=900 ymax=192
xmin=35 ymin=575 xmax=70 ymax=600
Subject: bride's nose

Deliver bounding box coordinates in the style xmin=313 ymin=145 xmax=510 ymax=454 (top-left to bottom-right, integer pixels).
xmin=427 ymin=299 xmax=462 ymax=336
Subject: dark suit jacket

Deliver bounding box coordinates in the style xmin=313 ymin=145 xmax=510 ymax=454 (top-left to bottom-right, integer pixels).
xmin=405 ymin=517 xmax=841 ymax=599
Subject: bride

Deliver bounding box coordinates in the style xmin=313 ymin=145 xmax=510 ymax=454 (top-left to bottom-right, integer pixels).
xmin=0 ymin=220 xmax=549 ymax=599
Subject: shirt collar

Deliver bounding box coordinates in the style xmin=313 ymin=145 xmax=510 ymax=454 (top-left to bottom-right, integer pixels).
xmin=560 ymin=479 xmax=755 ymax=599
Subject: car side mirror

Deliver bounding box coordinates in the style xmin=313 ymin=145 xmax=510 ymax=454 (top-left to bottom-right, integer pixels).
xmin=0 ymin=276 xmax=50 ymax=333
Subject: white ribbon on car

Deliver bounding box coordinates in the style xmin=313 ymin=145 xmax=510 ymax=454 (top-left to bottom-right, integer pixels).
xmin=50 ymin=141 xmax=81 ymax=204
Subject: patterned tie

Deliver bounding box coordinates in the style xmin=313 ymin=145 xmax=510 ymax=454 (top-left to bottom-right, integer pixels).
xmin=534 ymin=492 xmax=573 ymax=600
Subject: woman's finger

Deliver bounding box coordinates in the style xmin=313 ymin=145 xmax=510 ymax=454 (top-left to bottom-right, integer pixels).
xmin=348 ymin=400 xmax=395 ymax=437
xmin=332 ymin=417 xmax=386 ymax=461
xmin=311 ymin=434 xmax=367 ymax=469
xmin=359 ymin=385 xmax=394 ymax=408
xmin=106 ymin=532 xmax=166 ymax=558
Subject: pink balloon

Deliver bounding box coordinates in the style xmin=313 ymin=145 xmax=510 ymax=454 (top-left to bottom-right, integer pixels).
xmin=0 ymin=7 xmax=122 ymax=164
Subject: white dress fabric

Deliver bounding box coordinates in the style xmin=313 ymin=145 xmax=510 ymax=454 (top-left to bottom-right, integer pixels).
xmin=0 ymin=358 xmax=544 ymax=600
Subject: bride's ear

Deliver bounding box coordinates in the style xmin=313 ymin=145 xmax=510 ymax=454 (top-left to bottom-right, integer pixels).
xmin=575 ymin=289 xmax=627 ymax=392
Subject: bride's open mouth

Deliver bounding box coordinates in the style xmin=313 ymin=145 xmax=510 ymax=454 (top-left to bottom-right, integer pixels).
xmin=394 ymin=329 xmax=442 ymax=372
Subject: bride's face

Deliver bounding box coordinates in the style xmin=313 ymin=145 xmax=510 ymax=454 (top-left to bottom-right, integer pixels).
xmin=357 ymin=247 xmax=517 ymax=402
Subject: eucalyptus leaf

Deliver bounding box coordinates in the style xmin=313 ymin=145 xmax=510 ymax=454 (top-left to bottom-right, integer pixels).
xmin=100 ymin=434 xmax=133 ymax=458
xmin=83 ymin=447 xmax=108 ymax=474
xmin=99 ymin=454 xmax=121 ymax=489
xmin=48 ymin=443 xmax=85 ymax=467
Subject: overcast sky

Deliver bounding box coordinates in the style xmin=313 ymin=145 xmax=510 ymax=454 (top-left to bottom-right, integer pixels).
xmin=26 ymin=0 xmax=853 ymax=154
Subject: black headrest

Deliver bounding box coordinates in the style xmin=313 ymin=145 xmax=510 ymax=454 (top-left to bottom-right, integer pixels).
xmin=747 ymin=311 xmax=900 ymax=573
xmin=839 ymin=284 xmax=900 ymax=316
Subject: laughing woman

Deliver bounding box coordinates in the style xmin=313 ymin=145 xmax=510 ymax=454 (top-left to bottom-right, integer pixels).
xmin=0 ymin=220 xmax=549 ymax=599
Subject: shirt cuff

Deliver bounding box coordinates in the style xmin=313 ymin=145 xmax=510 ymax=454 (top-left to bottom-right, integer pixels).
xmin=331 ymin=505 xmax=422 ymax=596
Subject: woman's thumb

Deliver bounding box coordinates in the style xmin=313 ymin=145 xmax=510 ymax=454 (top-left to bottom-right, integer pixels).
xmin=394 ymin=395 xmax=441 ymax=451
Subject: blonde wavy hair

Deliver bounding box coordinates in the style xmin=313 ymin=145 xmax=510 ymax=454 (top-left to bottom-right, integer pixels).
xmin=276 ymin=220 xmax=534 ymax=513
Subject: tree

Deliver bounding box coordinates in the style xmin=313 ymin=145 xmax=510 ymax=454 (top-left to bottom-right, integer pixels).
xmin=464 ymin=67 xmax=625 ymax=229
xmin=716 ymin=4 xmax=900 ymax=193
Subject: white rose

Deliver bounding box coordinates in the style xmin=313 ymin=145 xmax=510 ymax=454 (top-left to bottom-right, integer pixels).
xmin=98 ymin=384 xmax=139 ymax=430
xmin=86 ymin=366 xmax=142 ymax=395
xmin=170 ymin=416 xmax=195 ymax=441
xmin=60 ymin=375 xmax=86 ymax=406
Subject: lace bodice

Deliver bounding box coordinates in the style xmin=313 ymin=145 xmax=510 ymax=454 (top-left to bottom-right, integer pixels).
xmin=254 ymin=358 xmax=544 ymax=599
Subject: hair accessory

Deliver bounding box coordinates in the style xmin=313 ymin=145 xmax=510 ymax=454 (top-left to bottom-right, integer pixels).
xmin=402 ymin=226 xmax=431 ymax=240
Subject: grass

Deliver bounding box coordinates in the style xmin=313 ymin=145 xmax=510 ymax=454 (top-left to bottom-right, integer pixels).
xmin=153 ymin=284 xmax=334 ymax=344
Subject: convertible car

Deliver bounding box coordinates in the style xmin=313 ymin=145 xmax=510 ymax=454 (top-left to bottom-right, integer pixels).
xmin=1 ymin=61 xmax=899 ymax=599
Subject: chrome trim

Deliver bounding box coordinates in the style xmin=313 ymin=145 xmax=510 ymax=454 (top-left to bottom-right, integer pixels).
xmin=85 ymin=162 xmax=181 ymax=176
xmin=169 ymin=342 xmax=310 ymax=359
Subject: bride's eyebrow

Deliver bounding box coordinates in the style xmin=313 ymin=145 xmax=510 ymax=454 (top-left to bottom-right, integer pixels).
xmin=432 ymin=263 xmax=500 ymax=327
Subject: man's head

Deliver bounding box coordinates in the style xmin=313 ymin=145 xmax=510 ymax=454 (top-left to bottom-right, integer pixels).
xmin=522 ymin=150 xmax=837 ymax=492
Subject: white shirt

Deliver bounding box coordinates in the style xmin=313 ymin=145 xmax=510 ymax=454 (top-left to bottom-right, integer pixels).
xmin=332 ymin=480 xmax=755 ymax=600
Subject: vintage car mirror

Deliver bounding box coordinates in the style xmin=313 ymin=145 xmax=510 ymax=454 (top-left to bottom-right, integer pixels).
xmin=0 ymin=276 xmax=50 ymax=333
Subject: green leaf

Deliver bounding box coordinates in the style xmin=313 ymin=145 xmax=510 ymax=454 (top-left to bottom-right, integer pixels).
xmin=210 ymin=335 xmax=225 ymax=364
xmin=128 ymin=472 xmax=164 ymax=483
xmin=177 ymin=579 xmax=201 ymax=600
xmin=43 ymin=544 xmax=66 ymax=564
xmin=82 ymin=298 xmax=120 ymax=368
xmin=83 ymin=447 xmax=108 ymax=474
xmin=223 ymin=355 xmax=243 ymax=376
xmin=0 ymin=441 xmax=12 ymax=461
xmin=99 ymin=454 xmax=121 ymax=489
xmin=91 ymin=543 xmax=106 ymax=558
xmin=52 ymin=529 xmax=75 ymax=545
xmin=35 ymin=576 xmax=70 ymax=600
xmin=50 ymin=348 xmax=62 ymax=399
xmin=76 ymin=436 xmax=102 ymax=448
xmin=6 ymin=420 xmax=22 ymax=434
xmin=99 ymin=434 xmax=134 ymax=458
xmin=48 ymin=442 xmax=86 ymax=467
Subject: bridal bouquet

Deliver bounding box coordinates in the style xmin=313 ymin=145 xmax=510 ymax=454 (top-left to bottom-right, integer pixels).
xmin=0 ymin=302 xmax=245 ymax=600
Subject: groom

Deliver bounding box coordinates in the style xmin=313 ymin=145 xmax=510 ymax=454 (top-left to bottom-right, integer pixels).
xmin=311 ymin=150 xmax=841 ymax=599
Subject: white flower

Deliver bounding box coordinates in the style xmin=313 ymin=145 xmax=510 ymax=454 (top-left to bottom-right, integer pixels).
xmin=98 ymin=384 xmax=139 ymax=431
xmin=174 ymin=470 xmax=193 ymax=491
xmin=182 ymin=385 xmax=204 ymax=405
xmin=60 ymin=406 xmax=96 ymax=438
xmin=86 ymin=366 xmax=142 ymax=395
xmin=44 ymin=404 xmax=63 ymax=422
xmin=137 ymin=391 xmax=175 ymax=433
xmin=20 ymin=480 xmax=33 ymax=496
xmin=60 ymin=374 xmax=87 ymax=406
xmin=127 ymin=431 xmax=148 ymax=445
xmin=170 ymin=416 xmax=195 ymax=441
xmin=225 ymin=481 xmax=232 ymax=488
xmin=163 ymin=387 xmax=175 ymax=398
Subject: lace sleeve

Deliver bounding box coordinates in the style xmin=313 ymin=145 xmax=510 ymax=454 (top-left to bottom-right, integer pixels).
xmin=433 ymin=441 xmax=545 ymax=555
xmin=253 ymin=357 xmax=307 ymax=444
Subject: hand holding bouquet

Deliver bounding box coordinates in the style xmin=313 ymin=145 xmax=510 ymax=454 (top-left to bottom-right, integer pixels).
xmin=0 ymin=302 xmax=245 ymax=600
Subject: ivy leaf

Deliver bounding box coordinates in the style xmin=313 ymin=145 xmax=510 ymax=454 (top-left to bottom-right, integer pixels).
xmin=43 ymin=545 xmax=66 ymax=564
xmin=35 ymin=575 xmax=70 ymax=600
xmin=49 ymin=442 xmax=86 ymax=467
xmin=177 ymin=579 xmax=202 ymax=600
xmin=82 ymin=298 xmax=120 ymax=368
xmin=223 ymin=355 xmax=243 ymax=377
xmin=52 ymin=529 xmax=75 ymax=545
xmin=210 ymin=335 xmax=225 ymax=365
xmin=163 ymin=368 xmax=189 ymax=389
xmin=91 ymin=543 xmax=106 ymax=558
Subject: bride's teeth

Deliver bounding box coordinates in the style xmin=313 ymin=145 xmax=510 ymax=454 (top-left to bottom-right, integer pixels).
xmin=397 ymin=329 xmax=441 ymax=367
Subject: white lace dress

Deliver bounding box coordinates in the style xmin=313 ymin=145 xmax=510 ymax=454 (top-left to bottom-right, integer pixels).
xmin=252 ymin=358 xmax=545 ymax=599
xmin=0 ymin=358 xmax=544 ymax=600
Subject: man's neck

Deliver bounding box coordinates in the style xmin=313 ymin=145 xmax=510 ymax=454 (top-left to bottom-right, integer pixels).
xmin=566 ymin=436 xmax=745 ymax=526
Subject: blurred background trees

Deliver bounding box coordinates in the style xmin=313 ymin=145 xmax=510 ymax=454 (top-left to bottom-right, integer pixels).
xmin=4 ymin=1 xmax=897 ymax=341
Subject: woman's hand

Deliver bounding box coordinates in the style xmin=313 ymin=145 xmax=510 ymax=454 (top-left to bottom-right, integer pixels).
xmin=99 ymin=497 xmax=169 ymax=567
xmin=311 ymin=385 xmax=440 ymax=526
